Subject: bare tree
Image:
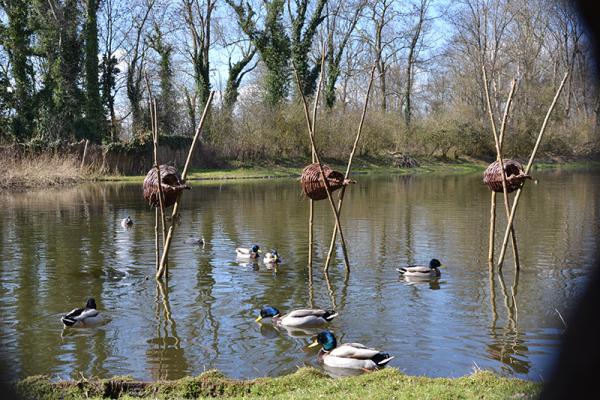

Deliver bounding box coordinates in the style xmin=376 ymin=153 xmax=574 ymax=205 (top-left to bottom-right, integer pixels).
xmin=324 ymin=0 xmax=365 ymax=108
xmin=364 ymin=0 xmax=401 ymax=112
xmin=404 ymin=0 xmax=431 ymax=131
xmin=125 ymin=0 xmax=155 ymax=135
xmin=548 ymin=0 xmax=584 ymax=118
xmin=182 ymin=0 xmax=216 ymax=111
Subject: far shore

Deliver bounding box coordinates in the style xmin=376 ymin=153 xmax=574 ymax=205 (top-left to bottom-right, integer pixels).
xmin=3 ymin=155 xmax=599 ymax=191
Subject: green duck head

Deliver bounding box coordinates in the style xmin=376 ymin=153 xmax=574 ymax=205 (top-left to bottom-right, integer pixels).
xmin=309 ymin=330 xmax=337 ymax=351
xmin=255 ymin=306 xmax=280 ymax=322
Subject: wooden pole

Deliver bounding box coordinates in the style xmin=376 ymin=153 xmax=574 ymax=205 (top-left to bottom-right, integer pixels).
xmin=308 ymin=195 xmax=314 ymax=267
xmin=497 ymin=72 xmax=569 ymax=266
xmin=292 ymin=55 xmax=351 ymax=271
xmin=153 ymin=99 xmax=167 ymax=247
xmin=308 ymin=52 xmax=325 ymax=270
xmin=155 ymin=208 xmax=160 ymax=270
xmin=488 ymin=191 xmax=496 ymax=263
xmin=482 ymin=66 xmax=519 ymax=270
xmin=156 ymin=91 xmax=214 ymax=280
xmin=80 ymin=139 xmax=89 ymax=171
xmin=496 ymin=79 xmax=520 ymax=270
xmin=324 ymin=65 xmax=377 ymax=271
xmin=145 ymin=73 xmax=168 ymax=272
xmin=146 ymin=78 xmax=161 ymax=271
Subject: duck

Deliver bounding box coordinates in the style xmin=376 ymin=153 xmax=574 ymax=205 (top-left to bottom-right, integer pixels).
xmin=61 ymin=298 xmax=102 ymax=327
xmin=263 ymin=250 xmax=281 ymax=264
xmin=255 ymin=306 xmax=338 ymax=328
xmin=185 ymin=236 xmax=205 ymax=246
xmin=396 ymin=258 xmax=443 ymax=278
xmin=121 ymin=216 xmax=133 ymax=227
xmin=236 ymin=244 xmax=261 ymax=259
xmin=308 ymin=330 xmax=394 ymax=370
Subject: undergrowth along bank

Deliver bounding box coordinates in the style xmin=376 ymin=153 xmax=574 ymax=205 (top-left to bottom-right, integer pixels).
xmin=15 ymin=367 xmax=541 ymax=400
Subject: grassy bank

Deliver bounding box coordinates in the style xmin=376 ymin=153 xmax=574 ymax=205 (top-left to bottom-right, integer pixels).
xmin=96 ymin=158 xmax=484 ymax=184
xmin=3 ymin=154 xmax=599 ymax=190
xmin=15 ymin=367 xmax=541 ymax=400
xmin=98 ymin=157 xmax=600 ymax=185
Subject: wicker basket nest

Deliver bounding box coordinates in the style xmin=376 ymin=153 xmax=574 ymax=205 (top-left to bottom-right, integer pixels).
xmin=483 ymin=159 xmax=531 ymax=193
xmin=300 ymin=163 xmax=354 ymax=201
xmin=143 ymin=165 xmax=190 ymax=208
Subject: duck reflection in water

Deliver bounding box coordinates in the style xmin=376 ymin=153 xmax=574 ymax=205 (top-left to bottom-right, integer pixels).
xmin=259 ymin=322 xmax=318 ymax=339
xmin=399 ymin=275 xmax=443 ymax=290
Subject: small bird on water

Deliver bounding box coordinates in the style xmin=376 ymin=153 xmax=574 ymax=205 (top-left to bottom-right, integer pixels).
xmin=121 ymin=216 xmax=133 ymax=227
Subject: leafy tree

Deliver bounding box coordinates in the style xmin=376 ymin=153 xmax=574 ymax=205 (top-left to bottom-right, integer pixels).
xmin=183 ymin=0 xmax=216 ymax=112
xmin=224 ymin=47 xmax=257 ymax=111
xmin=148 ymin=23 xmax=176 ymax=135
xmin=84 ymin=0 xmax=105 ymax=143
xmin=227 ymin=0 xmax=291 ymax=106
xmin=0 ymin=0 xmax=35 ymax=140
xmin=31 ymin=0 xmax=83 ymax=142
xmin=289 ymin=0 xmax=327 ymax=97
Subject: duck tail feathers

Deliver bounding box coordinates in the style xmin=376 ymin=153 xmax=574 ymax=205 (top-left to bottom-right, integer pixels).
xmin=324 ymin=310 xmax=338 ymax=321
xmin=373 ymin=353 xmax=394 ymax=366
xmin=61 ymin=316 xmax=76 ymax=326
xmin=396 ymin=268 xmax=407 ymax=274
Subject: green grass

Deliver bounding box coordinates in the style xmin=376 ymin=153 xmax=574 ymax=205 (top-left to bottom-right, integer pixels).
xmin=15 ymin=367 xmax=541 ymax=399
xmin=97 ymin=157 xmax=489 ymax=185
xmin=15 ymin=156 xmax=600 ymax=188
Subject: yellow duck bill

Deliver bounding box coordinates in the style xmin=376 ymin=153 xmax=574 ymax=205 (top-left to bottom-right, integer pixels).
xmin=255 ymin=316 xmax=263 ymax=322
xmin=307 ymin=340 xmax=320 ymax=348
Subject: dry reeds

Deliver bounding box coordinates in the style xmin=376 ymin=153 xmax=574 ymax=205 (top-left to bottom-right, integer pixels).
xmin=0 ymin=152 xmax=96 ymax=189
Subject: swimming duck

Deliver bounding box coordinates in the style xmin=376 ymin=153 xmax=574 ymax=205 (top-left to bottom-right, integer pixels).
xmin=396 ymin=258 xmax=442 ymax=278
xmin=263 ymin=250 xmax=281 ymax=264
xmin=256 ymin=306 xmax=338 ymax=328
xmin=308 ymin=330 xmax=394 ymax=370
xmin=61 ymin=298 xmax=102 ymax=327
xmin=236 ymin=244 xmax=261 ymax=259
xmin=121 ymin=216 xmax=133 ymax=227
xmin=185 ymin=236 xmax=205 ymax=246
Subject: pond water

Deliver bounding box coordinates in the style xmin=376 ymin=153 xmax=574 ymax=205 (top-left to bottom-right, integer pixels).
xmin=0 ymin=169 xmax=598 ymax=382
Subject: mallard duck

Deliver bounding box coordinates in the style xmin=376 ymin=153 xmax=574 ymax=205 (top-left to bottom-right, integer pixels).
xmin=255 ymin=306 xmax=338 ymax=328
xmin=308 ymin=330 xmax=394 ymax=370
xmin=263 ymin=250 xmax=281 ymax=264
xmin=61 ymin=298 xmax=102 ymax=327
xmin=236 ymin=244 xmax=261 ymax=259
xmin=121 ymin=216 xmax=133 ymax=227
xmin=396 ymin=258 xmax=442 ymax=278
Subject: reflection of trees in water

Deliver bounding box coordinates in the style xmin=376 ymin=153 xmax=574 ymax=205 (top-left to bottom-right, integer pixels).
xmin=487 ymin=268 xmax=530 ymax=374
xmin=146 ymin=280 xmax=189 ymax=380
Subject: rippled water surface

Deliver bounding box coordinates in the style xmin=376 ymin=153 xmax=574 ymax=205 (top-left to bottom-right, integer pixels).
xmin=1 ymin=169 xmax=598 ymax=382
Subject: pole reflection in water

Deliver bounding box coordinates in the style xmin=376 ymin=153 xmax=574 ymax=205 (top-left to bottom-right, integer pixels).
xmin=147 ymin=280 xmax=188 ymax=380
xmin=487 ymin=268 xmax=529 ymax=375
xmin=308 ymin=261 xmax=315 ymax=309
xmin=323 ymin=270 xmax=337 ymax=310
